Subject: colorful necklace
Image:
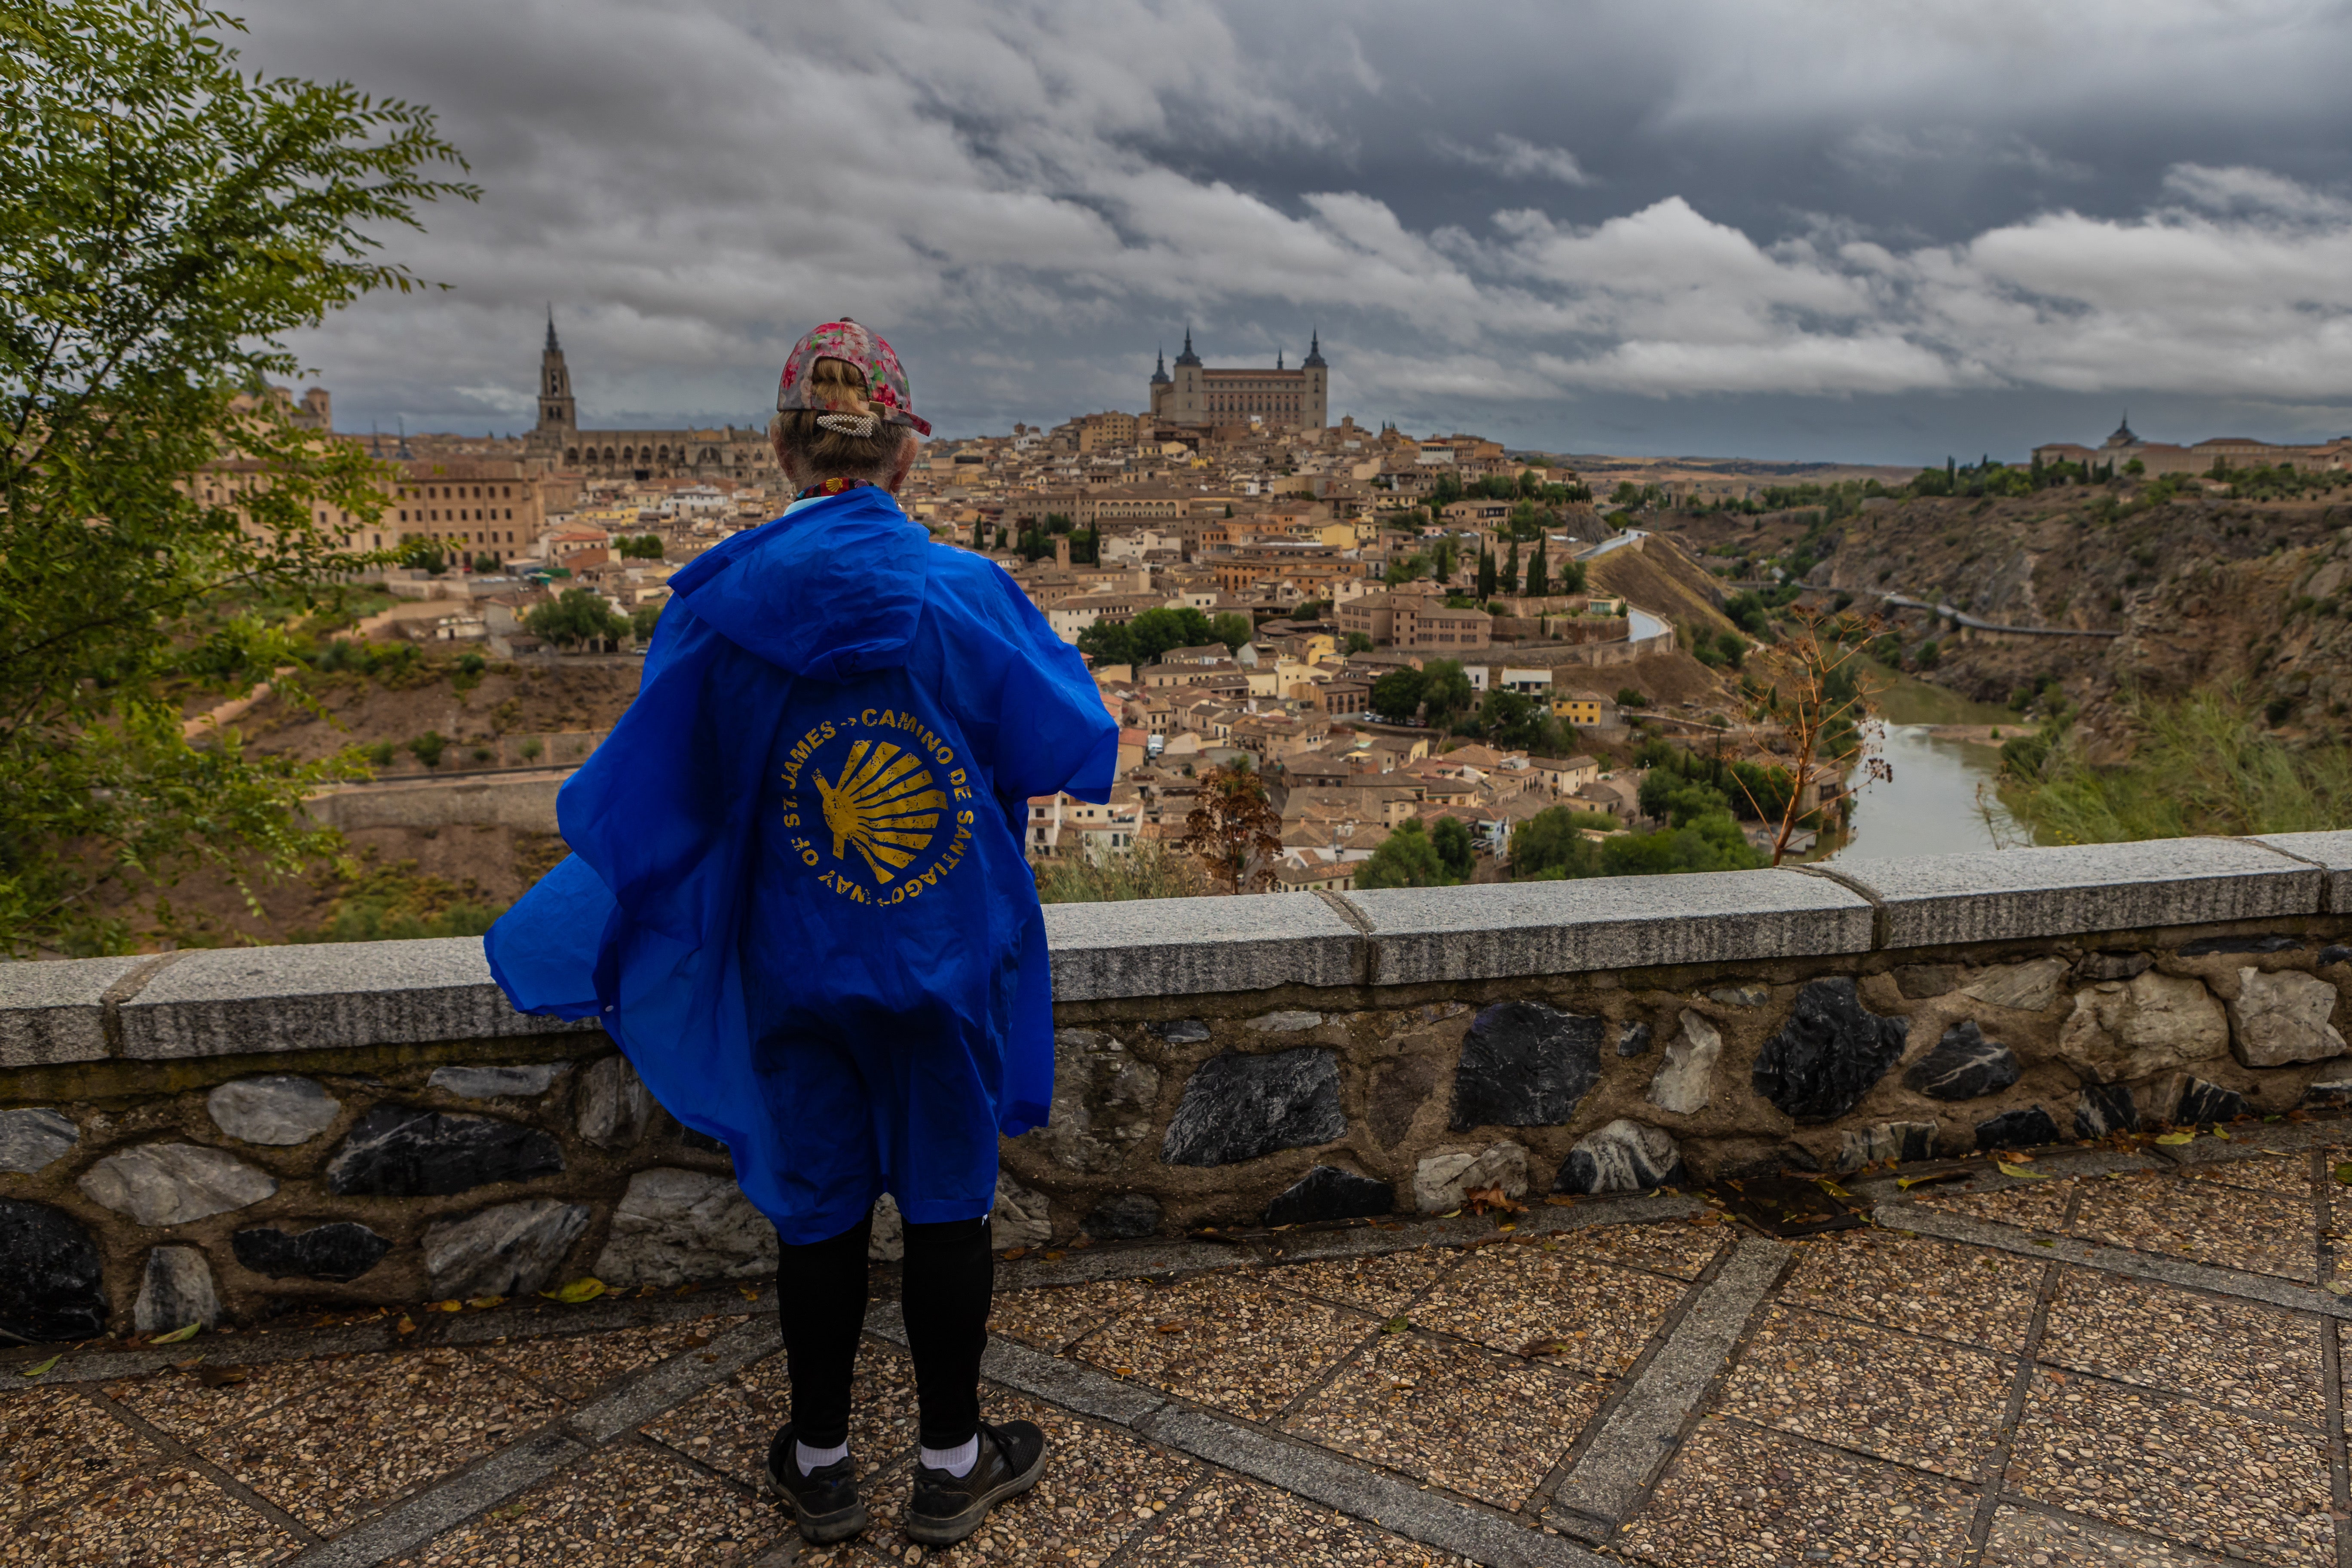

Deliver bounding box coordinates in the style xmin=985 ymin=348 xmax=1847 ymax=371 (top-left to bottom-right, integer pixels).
xmin=794 ymin=477 xmax=872 ymax=502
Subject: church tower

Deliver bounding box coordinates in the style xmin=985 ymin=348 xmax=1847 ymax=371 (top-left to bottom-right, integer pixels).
xmin=537 ymin=308 xmax=576 ymax=432
xmin=1302 ymin=330 xmax=1328 ymax=429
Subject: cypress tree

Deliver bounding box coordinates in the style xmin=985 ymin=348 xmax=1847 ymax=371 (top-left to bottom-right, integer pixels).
xmin=1528 ymin=538 xmax=1549 ymax=598
xmin=1503 ymin=538 xmax=1520 ymax=595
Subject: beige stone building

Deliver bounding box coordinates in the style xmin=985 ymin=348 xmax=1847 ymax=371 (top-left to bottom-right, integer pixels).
xmin=1149 ymin=330 xmax=1328 ymax=429
xmin=522 ymin=313 xmax=778 ymax=483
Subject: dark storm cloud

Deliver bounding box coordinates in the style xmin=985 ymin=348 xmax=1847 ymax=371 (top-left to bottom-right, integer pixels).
xmin=234 ymin=0 xmax=2352 ymax=462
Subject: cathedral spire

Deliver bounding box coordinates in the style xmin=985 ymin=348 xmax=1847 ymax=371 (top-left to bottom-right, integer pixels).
xmin=1151 ymin=345 xmax=1170 ymax=386
xmin=1175 ymin=326 xmax=1200 ymax=367
xmin=545 ymin=303 xmax=559 ymax=353
xmin=1303 ymin=329 xmax=1326 ymax=369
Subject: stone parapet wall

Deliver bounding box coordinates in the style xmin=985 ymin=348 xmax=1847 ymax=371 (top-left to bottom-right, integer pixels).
xmin=4 ymin=834 xmax=2351 ymax=1341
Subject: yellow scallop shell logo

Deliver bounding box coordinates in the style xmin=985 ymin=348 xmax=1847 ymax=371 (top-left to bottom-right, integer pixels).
xmin=811 ymin=739 xmax=949 ymax=884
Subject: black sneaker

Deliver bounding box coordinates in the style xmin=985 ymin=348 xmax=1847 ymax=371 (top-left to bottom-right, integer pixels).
xmin=764 ymin=1424 xmax=867 ymax=1543
xmin=905 ymin=1420 xmax=1047 ymax=1546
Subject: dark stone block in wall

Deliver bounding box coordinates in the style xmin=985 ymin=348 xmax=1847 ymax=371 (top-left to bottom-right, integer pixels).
xmin=2078 ymin=951 xmax=2153 ymax=982
xmin=0 ymin=1199 xmax=107 ymax=1342
xmin=2317 ymin=946 xmax=2351 ymax=969
xmin=2177 ymin=1078 xmax=2250 ymax=1126
xmin=1369 ymin=1057 xmax=1439 ymax=1150
xmin=2178 ymin=934 xmax=2303 ymax=958
xmin=1554 ymin=1120 xmax=1685 ymax=1194
xmin=1449 ymin=1002 xmax=1604 ymax=1131
xmin=1903 ymin=1021 xmax=2022 ymax=1102
xmin=1975 ymin=1106 xmax=2061 ymax=1151
xmin=1153 ymin=1019 xmax=1211 ymax=1044
xmin=232 ymin=1222 xmax=393 ymax=1283
xmin=1086 ymin=1193 xmax=1161 ymax=1240
xmin=1264 ymin=1165 xmax=1395 ymax=1226
xmin=2300 ymin=1078 xmax=2352 ymax=1111
xmin=1751 ymin=978 xmax=1911 ymax=1124
xmin=324 ymin=1106 xmax=564 ymax=1197
xmin=1616 ymin=1021 xmax=1653 ymax=1058
xmin=1161 ymin=1048 xmax=1345 ymax=1167
xmin=2074 ymin=1083 xmax=2139 ymax=1138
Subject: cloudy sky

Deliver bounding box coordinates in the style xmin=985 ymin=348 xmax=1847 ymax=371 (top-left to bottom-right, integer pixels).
xmin=238 ymin=0 xmax=2352 ymax=464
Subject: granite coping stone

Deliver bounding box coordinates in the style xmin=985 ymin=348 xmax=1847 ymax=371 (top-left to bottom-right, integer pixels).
xmin=115 ymin=939 xmax=597 ymax=1061
xmin=3 ymin=840 xmax=2348 ymax=1059
xmin=1341 ymin=869 xmax=1874 ymax=986
xmin=1042 ymin=893 xmax=1361 ymax=1000
xmin=1822 ymin=838 xmax=2319 ymax=947
xmin=0 ymin=954 xmax=156 ymax=1068
xmin=2251 ymin=829 xmax=2352 ymax=913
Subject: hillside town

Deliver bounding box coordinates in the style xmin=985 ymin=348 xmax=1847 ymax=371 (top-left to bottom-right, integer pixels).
xmin=217 ymin=326 xmax=1724 ymax=890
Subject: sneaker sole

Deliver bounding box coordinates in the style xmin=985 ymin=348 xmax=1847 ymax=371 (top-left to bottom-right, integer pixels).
xmin=764 ymin=1455 xmax=869 ymax=1544
xmin=903 ymin=1448 xmax=1047 ymax=1546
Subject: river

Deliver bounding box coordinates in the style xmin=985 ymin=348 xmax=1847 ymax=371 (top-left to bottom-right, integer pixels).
xmin=1823 ymin=669 xmax=2032 ymax=861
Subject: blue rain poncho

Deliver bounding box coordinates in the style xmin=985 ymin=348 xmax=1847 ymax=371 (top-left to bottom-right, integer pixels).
xmin=484 ymin=487 xmax=1118 ymax=1243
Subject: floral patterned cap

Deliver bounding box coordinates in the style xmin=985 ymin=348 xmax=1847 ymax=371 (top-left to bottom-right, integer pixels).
xmin=775 ymin=317 xmax=931 ymax=436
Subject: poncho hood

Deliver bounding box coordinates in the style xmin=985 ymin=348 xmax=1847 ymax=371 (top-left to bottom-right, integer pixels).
xmin=664 ymin=487 xmax=930 ymax=680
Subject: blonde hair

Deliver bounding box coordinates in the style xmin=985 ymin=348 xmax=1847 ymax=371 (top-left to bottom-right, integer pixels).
xmin=769 ymin=356 xmax=913 ymax=483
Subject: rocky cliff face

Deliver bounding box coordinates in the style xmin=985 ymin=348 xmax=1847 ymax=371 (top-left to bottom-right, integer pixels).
xmin=1658 ymin=495 xmax=2352 ymax=757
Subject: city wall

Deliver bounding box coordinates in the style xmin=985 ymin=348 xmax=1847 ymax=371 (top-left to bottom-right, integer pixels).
xmin=4 ymin=835 xmax=2350 ymax=1341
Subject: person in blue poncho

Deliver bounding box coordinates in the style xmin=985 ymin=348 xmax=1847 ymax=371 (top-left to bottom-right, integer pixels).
xmin=484 ymin=319 xmax=1116 ymax=1547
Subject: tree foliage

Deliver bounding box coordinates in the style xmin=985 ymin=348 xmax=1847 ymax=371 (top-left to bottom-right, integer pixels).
xmin=0 ymin=0 xmax=474 ymax=952
xmin=1355 ymin=819 xmax=1453 ymax=889
xmin=1035 ymin=839 xmax=1208 ymax=903
xmin=1075 ymin=606 xmax=1248 ymax=667
xmin=524 ymin=588 xmax=629 ymax=649
xmin=1182 ymin=762 xmax=1282 ymax=893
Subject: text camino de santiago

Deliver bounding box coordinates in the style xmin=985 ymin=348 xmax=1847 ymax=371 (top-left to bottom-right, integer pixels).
xmin=781 ymin=707 xmax=977 ymax=905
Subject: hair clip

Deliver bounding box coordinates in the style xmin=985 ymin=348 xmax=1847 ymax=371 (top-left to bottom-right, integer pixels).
xmin=815 ymin=412 xmax=878 ymax=437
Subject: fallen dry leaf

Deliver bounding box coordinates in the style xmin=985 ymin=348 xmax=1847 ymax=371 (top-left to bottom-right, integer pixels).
xmin=1996 ymin=1162 xmax=2052 ymax=1180
xmin=2156 ymin=1131 xmax=2196 ymax=1146
xmin=429 ymin=1299 xmax=464 ymax=1314
xmin=1155 ymin=1321 xmax=1186 ymax=1335
xmin=395 ymin=1315 xmax=418 ymax=1336
xmin=195 ymin=1365 xmax=248 ymax=1389
xmin=467 ymin=1296 xmax=505 ymax=1311
xmin=541 ymin=1277 xmax=606 ymax=1305
xmin=20 ymin=1354 xmax=60 ymax=1378
xmin=150 ymin=1323 xmax=201 ymax=1345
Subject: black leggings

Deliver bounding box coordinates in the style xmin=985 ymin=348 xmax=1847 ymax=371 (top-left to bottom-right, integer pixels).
xmin=776 ymin=1209 xmax=993 ymax=1451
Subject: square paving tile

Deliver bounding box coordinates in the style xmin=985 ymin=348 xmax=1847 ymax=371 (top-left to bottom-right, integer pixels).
xmin=1616 ymin=1421 xmax=1974 ymax=1567
xmin=2180 ymin=1150 xmax=2315 ymax=1200
xmin=842 ymin=1387 xmax=1196 ymax=1566
xmin=106 ymin=1354 xmax=363 ymax=1445
xmin=481 ymin=1317 xmax=747 ymax=1403
xmin=2009 ymin=1371 xmax=2334 ymax=1565
xmin=1128 ymin=1470 xmax=1478 ymax=1566
xmin=0 ymin=1464 xmax=299 ymax=1567
xmin=1717 ymin=1308 xmax=2012 ymax=1479
xmin=1285 ymin=1330 xmax=1604 ymax=1509
xmin=1075 ymin=1276 xmax=1374 ymax=1422
xmin=1411 ymin=1249 xmax=1687 ymax=1376
xmin=1780 ymin=1229 xmax=2043 ymax=1353
xmin=389 ymin=1438 xmax=781 ymax=1566
xmin=1914 ymin=1180 xmax=2076 ymax=1232
xmin=1265 ymin=1247 xmax=1462 ymax=1316
xmin=3 ymin=1387 xmax=162 ymax=1524
xmin=2070 ymin=1173 xmax=2318 ymax=1282
xmin=2040 ymin=1269 xmax=2324 ymax=1424
xmin=1556 ymin=1215 xmax=1729 ymax=1280
xmin=988 ymin=1279 xmax=1160 ymax=1355
xmin=195 ymin=1348 xmax=562 ymax=1536
xmin=643 ymin=1337 xmax=919 ymax=1488
xmin=1982 ymin=1503 xmax=2240 ymax=1567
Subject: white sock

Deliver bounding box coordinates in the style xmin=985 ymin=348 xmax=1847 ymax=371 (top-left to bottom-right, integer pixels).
xmin=795 ymin=1438 xmax=849 ymax=1472
xmin=920 ymin=1435 xmax=979 ymax=1477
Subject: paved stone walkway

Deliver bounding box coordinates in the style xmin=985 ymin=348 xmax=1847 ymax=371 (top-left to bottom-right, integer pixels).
xmin=12 ymin=1120 xmax=2352 ymax=1567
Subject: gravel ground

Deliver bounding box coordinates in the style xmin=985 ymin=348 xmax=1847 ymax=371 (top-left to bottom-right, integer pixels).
xmin=1779 ymin=1228 xmax=2045 ymax=1352
xmin=1284 ymin=1328 xmax=1605 ymax=1509
xmin=17 ymin=1137 xmax=2352 ymax=1568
